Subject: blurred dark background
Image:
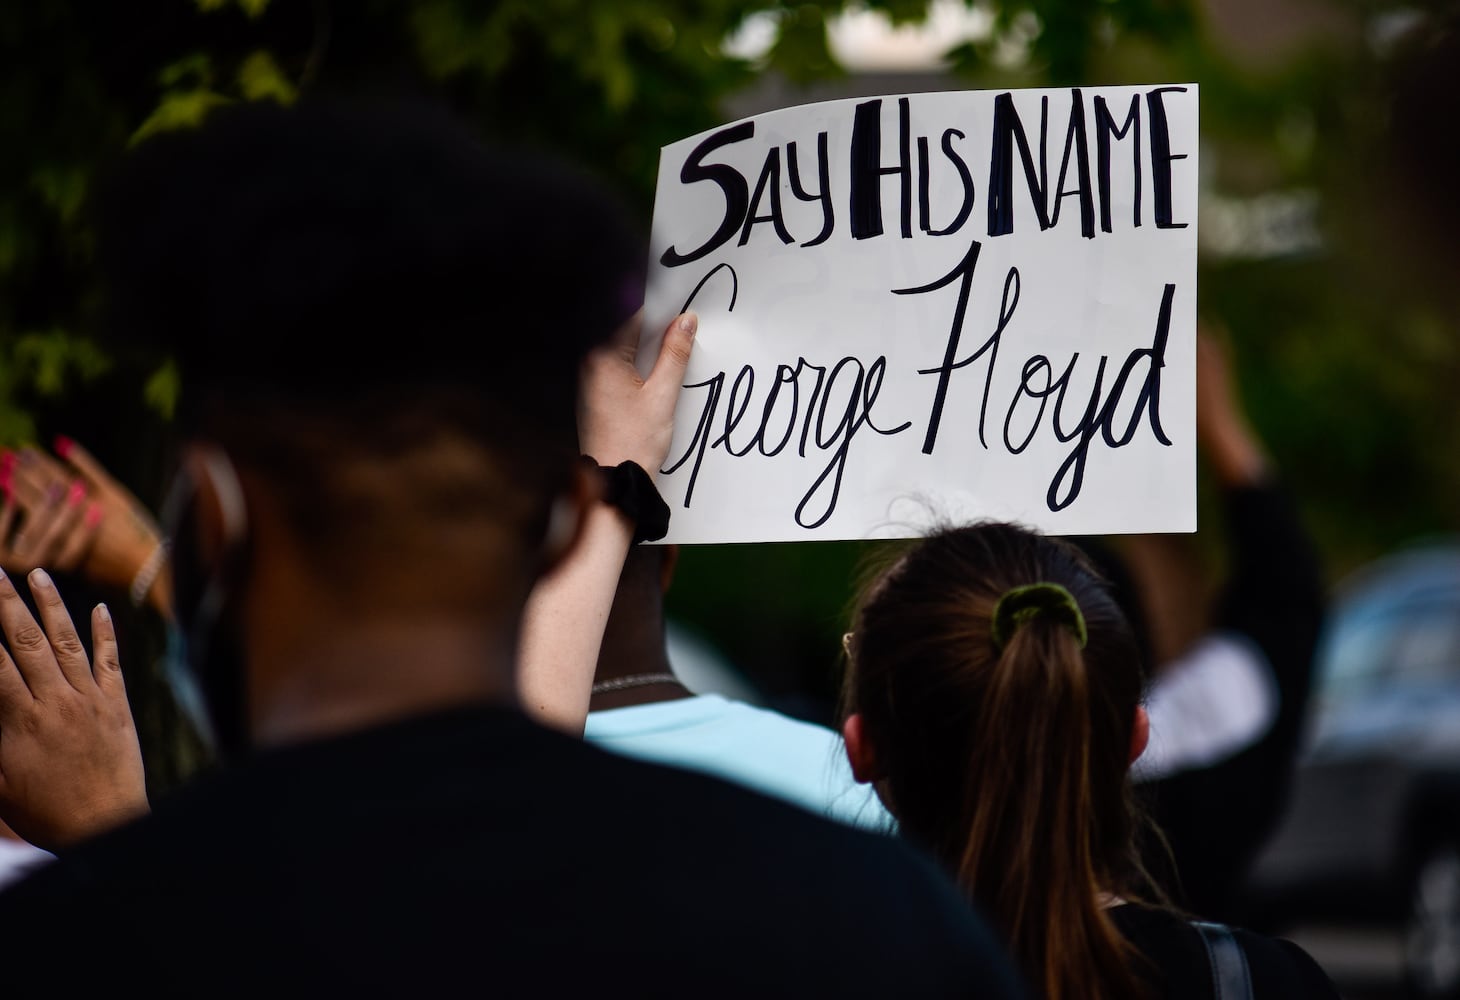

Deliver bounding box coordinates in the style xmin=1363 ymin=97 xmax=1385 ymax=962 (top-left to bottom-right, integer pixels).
xmin=3 ymin=3 xmax=1459 ymax=993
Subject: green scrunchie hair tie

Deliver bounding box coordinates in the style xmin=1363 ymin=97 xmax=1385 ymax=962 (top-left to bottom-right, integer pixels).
xmin=990 ymin=582 xmax=1088 ymax=652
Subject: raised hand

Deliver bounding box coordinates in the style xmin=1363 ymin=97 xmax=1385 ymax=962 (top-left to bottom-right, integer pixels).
xmin=1195 ymin=324 xmax=1268 ymax=487
xmin=0 ymin=440 xmax=171 ymax=617
xmin=0 ymin=448 xmax=103 ymax=577
xmin=578 ymin=310 xmax=698 ymax=472
xmin=0 ymin=568 xmax=147 ymax=849
xmin=519 ymin=312 xmax=697 ymax=733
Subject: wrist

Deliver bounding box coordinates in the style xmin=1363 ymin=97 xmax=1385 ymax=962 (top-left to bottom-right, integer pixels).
xmin=64 ymin=796 xmax=149 ymax=848
xmin=581 ymin=457 xmax=670 ymax=544
xmin=129 ymin=541 xmax=169 ymax=610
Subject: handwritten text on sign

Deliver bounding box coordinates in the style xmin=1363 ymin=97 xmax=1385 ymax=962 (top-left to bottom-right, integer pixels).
xmin=641 ymin=85 xmax=1198 ymax=543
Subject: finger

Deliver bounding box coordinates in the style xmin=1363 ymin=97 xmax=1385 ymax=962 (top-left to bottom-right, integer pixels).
xmin=646 ymin=311 xmax=697 ymax=395
xmin=55 ymin=499 xmax=103 ymax=571
xmin=26 ymin=480 xmax=88 ymax=570
xmin=28 ymin=569 xmax=93 ymax=692
xmin=16 ymin=447 xmax=69 ymax=495
xmin=0 ymin=599 xmax=31 ymax=719
xmin=0 ymin=482 xmax=17 ymax=551
xmin=607 ymin=308 xmax=645 ymax=365
xmin=9 ymin=484 xmax=66 ymax=566
xmin=54 ymin=432 xmax=113 ymax=487
xmin=0 ymin=449 xmax=15 ymax=515
xmin=7 ymin=450 xmax=59 ymax=511
xmin=90 ymin=602 xmax=125 ymax=697
xmin=0 ymin=568 xmax=63 ymax=697
xmin=55 ymin=437 xmax=135 ymax=513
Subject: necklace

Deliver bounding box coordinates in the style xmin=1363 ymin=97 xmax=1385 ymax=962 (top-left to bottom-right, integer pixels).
xmin=591 ymin=672 xmax=681 ymax=695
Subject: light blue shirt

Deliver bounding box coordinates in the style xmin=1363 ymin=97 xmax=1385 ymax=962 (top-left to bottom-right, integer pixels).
xmin=584 ymin=694 xmax=892 ymax=831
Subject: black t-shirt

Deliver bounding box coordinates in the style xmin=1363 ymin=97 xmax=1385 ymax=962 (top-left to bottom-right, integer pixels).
xmin=1110 ymin=904 xmax=1338 ymax=999
xmin=0 ymin=704 xmax=1021 ymax=998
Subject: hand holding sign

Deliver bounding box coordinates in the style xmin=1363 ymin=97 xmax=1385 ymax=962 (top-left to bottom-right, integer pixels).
xmin=580 ymin=310 xmax=699 ymax=471
xmin=520 ymin=311 xmax=697 ymax=733
xmin=642 ymin=85 xmax=1199 ymax=543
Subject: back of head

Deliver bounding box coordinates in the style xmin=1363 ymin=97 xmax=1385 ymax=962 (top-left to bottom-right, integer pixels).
xmin=844 ymin=522 xmax=1148 ymax=1000
xmin=100 ymin=98 xmax=643 ymax=576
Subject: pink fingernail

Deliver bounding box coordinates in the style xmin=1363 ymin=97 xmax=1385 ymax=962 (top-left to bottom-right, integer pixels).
xmin=96 ymin=603 xmax=110 ymax=623
xmin=44 ymin=483 xmax=62 ymax=506
xmin=53 ymin=435 xmax=74 ymax=460
xmin=85 ymin=502 xmax=103 ymax=528
xmin=29 ymin=568 xmax=51 ymax=589
xmin=67 ymin=480 xmax=85 ymax=507
xmin=0 ymin=450 xmax=14 ymax=473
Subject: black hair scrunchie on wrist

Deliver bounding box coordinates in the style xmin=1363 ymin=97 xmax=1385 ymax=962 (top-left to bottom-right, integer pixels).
xmin=582 ymin=457 xmax=671 ymax=544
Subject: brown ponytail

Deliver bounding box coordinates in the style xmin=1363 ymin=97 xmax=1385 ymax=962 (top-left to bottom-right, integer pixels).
xmin=844 ymin=523 xmax=1155 ymax=999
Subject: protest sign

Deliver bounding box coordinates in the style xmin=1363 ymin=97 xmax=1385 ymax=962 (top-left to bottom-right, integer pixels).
xmin=641 ymin=85 xmax=1198 ymax=543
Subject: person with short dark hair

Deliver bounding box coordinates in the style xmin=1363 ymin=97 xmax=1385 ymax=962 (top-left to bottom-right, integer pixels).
xmin=0 ymin=100 xmax=1020 ymax=998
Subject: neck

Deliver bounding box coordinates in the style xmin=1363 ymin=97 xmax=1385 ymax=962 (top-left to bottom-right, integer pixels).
xmin=590 ymin=632 xmax=690 ymax=712
xmin=248 ymin=614 xmax=520 ymax=748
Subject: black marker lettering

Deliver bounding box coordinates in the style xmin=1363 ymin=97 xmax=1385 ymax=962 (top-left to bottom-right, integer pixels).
xmin=795 ymin=357 xmax=912 ymax=530
xmin=738 ymin=147 xmax=795 ymax=247
xmin=1050 ymin=89 xmax=1095 ymax=238
xmin=786 ymin=134 xmax=834 ymax=248
xmin=893 ymin=238 xmax=982 ymax=453
xmin=929 ymin=129 xmax=975 ymax=237
xmin=1100 ymin=282 xmax=1174 ymax=448
xmin=1147 ymin=86 xmax=1189 ymax=229
xmin=1004 ymin=354 xmax=1058 ymax=454
xmin=662 ymin=373 xmax=724 ymax=505
xmin=714 ymin=365 xmax=759 ymax=456
xmin=987 ymin=92 xmax=1051 ymax=237
xmin=849 ymin=97 xmax=913 ymax=240
xmin=660 ymin=121 xmax=755 ymax=267
xmin=1095 ymin=94 xmax=1141 ymax=232
xmin=1045 ymin=355 xmax=1112 ymax=512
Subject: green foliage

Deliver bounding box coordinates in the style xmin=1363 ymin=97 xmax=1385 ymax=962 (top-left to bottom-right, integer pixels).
xmin=3 ymin=0 xmax=1457 ymax=714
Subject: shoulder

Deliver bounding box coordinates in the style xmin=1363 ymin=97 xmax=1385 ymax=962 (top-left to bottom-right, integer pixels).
xmin=0 ymin=707 xmax=1020 ymax=997
xmin=586 ymin=694 xmax=890 ymax=829
xmin=1230 ymin=925 xmax=1340 ymax=999
xmin=1110 ymin=905 xmax=1338 ymax=999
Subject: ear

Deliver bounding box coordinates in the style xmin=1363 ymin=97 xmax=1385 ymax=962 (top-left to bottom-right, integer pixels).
xmin=1129 ymin=704 xmax=1150 ymax=766
xmin=537 ymin=462 xmax=595 ymax=576
xmin=658 ymin=544 xmax=680 ymax=594
xmin=842 ymin=713 xmax=880 ymax=785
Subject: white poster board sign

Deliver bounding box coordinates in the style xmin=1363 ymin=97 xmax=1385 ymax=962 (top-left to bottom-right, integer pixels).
xmin=642 ymin=85 xmax=1198 ymax=543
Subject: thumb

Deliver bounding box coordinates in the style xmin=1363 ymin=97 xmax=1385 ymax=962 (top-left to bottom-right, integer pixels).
xmin=646 ymin=312 xmax=697 ymax=395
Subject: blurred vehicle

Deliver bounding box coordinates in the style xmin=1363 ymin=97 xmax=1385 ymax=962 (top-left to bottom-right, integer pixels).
xmin=1245 ymin=541 xmax=1460 ymax=999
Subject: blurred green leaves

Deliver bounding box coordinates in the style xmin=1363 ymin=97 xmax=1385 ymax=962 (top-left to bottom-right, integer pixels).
xmin=0 ymin=0 xmax=1453 ymax=584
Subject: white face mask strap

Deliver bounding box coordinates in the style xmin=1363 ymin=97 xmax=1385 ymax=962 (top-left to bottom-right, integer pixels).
xmin=158 ymin=444 xmax=252 ymax=756
xmin=159 ymin=443 xmax=249 ymax=555
xmin=194 ymin=445 xmax=249 ymax=550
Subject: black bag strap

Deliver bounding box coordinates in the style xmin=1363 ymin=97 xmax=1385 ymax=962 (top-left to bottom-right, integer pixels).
xmin=1192 ymin=921 xmax=1254 ymax=1000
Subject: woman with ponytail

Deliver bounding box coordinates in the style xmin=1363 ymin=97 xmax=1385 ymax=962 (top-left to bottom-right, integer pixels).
xmin=840 ymin=522 xmax=1337 ymax=1000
